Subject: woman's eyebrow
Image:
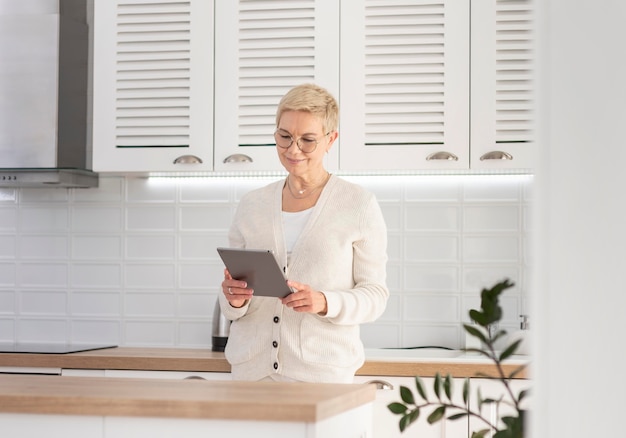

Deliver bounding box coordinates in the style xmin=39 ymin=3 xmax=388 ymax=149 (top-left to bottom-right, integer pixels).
xmin=277 ymin=128 xmax=317 ymax=136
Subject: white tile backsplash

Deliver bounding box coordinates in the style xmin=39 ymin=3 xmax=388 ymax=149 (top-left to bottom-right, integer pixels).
xmin=0 ymin=175 xmax=532 ymax=349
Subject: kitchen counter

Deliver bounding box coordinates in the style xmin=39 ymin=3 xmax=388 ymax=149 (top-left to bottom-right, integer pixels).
xmin=0 ymin=347 xmax=529 ymax=379
xmin=0 ymin=374 xmax=374 ymax=422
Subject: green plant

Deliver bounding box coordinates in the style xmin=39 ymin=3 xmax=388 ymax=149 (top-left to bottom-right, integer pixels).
xmin=387 ymin=279 xmax=529 ymax=438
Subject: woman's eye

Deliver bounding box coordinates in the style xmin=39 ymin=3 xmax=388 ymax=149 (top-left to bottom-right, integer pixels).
xmin=301 ymin=138 xmax=316 ymax=144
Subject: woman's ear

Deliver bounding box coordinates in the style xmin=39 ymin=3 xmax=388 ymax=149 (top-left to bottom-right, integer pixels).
xmin=326 ymin=130 xmax=339 ymax=152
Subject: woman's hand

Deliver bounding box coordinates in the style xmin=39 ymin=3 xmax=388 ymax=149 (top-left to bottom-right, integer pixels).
xmin=222 ymin=268 xmax=253 ymax=308
xmin=281 ymin=280 xmax=328 ymax=315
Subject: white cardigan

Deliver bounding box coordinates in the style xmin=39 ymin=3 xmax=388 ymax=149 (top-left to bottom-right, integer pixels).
xmin=218 ymin=175 xmax=389 ymax=383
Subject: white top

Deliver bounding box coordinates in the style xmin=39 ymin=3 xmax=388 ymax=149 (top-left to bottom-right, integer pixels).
xmin=282 ymin=208 xmax=313 ymax=262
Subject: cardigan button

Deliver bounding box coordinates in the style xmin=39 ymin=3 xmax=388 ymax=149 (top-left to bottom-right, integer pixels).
xmin=272 ymin=341 xmax=278 ymax=348
xmin=273 ymin=362 xmax=279 ymax=370
xmin=273 ymin=316 xmax=279 ymax=323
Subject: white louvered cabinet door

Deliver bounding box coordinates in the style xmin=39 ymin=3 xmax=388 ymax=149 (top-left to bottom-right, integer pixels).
xmin=93 ymin=0 xmax=214 ymax=172
xmin=470 ymin=0 xmax=535 ymax=171
xmin=339 ymin=0 xmax=470 ymax=171
xmin=214 ymin=0 xmax=340 ymax=172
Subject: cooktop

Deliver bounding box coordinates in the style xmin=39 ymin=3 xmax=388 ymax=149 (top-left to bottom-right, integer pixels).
xmin=0 ymin=343 xmax=117 ymax=354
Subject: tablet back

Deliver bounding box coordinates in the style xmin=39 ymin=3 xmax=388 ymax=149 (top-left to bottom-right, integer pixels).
xmin=217 ymin=247 xmax=292 ymax=298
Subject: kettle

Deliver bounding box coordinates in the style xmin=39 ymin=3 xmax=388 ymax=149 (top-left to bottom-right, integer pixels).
xmin=211 ymin=297 xmax=231 ymax=352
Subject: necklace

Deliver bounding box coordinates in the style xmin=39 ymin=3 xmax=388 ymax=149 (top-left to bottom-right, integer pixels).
xmin=286 ymin=172 xmax=330 ymax=199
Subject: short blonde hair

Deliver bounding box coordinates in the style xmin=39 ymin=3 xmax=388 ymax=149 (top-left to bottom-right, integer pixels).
xmin=276 ymin=84 xmax=339 ymax=133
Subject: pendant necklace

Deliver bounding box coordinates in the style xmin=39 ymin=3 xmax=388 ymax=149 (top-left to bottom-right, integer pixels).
xmin=286 ymin=172 xmax=330 ymax=199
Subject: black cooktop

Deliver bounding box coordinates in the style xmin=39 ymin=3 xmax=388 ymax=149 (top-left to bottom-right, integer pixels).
xmin=0 ymin=343 xmax=117 ymax=354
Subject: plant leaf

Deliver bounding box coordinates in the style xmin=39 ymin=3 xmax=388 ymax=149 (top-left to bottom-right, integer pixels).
xmin=494 ymin=415 xmax=524 ymax=438
xmin=443 ymin=374 xmax=453 ymax=400
xmin=499 ymin=339 xmax=522 ymax=361
xmin=463 ymin=324 xmax=489 ymax=344
xmin=469 ymin=279 xmax=515 ymax=328
xmin=399 ymin=413 xmax=412 ymax=432
xmin=462 ymin=377 xmax=470 ymax=405
xmin=433 ymin=373 xmax=442 ymax=399
xmin=427 ymin=406 xmax=446 ymax=424
xmin=448 ymin=412 xmax=469 ymax=421
xmin=508 ymin=364 xmax=527 ymax=379
xmin=414 ymin=376 xmax=428 ymax=401
xmin=518 ymin=389 xmax=530 ymax=403
xmin=400 ymin=385 xmax=415 ymax=405
xmin=471 ymin=429 xmax=491 ymax=438
xmin=387 ymin=402 xmax=408 ymax=415
xmin=409 ymin=408 xmax=420 ymax=423
xmin=492 ymin=329 xmax=508 ymax=344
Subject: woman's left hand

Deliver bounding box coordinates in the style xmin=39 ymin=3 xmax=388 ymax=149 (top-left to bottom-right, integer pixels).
xmin=281 ymin=280 xmax=328 ymax=316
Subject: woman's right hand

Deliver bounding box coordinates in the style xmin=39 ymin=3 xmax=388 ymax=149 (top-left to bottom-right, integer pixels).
xmin=222 ymin=268 xmax=253 ymax=308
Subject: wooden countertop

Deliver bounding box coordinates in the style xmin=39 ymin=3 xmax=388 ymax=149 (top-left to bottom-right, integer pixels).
xmin=0 ymin=347 xmax=529 ymax=379
xmin=0 ymin=374 xmax=375 ymax=422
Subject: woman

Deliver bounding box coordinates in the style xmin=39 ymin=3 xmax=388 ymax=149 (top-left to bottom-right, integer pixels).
xmin=219 ymin=83 xmax=389 ymax=383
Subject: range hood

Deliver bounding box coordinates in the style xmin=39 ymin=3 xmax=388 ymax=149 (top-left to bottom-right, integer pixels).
xmin=0 ymin=0 xmax=98 ymax=188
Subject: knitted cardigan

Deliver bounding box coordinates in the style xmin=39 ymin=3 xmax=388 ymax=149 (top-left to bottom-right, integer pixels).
xmin=218 ymin=175 xmax=389 ymax=383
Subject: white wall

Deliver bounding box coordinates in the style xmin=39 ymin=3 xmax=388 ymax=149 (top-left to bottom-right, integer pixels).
xmin=0 ymin=174 xmax=531 ymax=349
xmin=532 ymin=1 xmax=626 ymax=436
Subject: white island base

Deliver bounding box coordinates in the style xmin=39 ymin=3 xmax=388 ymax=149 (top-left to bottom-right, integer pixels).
xmin=2 ymin=407 xmax=372 ymax=438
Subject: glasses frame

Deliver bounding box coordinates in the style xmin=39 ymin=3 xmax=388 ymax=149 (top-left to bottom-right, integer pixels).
xmin=274 ymin=130 xmax=330 ymax=154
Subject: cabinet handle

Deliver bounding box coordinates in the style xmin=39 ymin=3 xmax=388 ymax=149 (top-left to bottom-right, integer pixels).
xmin=480 ymin=150 xmax=513 ymax=161
xmin=364 ymin=379 xmax=394 ymax=390
xmin=183 ymin=375 xmax=206 ymax=380
xmin=173 ymin=154 xmax=203 ymax=164
xmin=426 ymin=151 xmax=459 ymax=161
xmin=223 ymin=154 xmax=253 ymax=163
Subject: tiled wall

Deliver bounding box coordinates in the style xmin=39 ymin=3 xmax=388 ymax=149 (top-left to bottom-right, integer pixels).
xmin=0 ymin=174 xmax=532 ymax=349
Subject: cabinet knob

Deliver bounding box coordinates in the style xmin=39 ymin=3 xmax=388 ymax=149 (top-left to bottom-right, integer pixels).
xmin=173 ymin=155 xmax=203 ymax=164
xmin=480 ymin=150 xmax=513 ymax=161
xmin=364 ymin=379 xmax=394 ymax=390
xmin=223 ymin=154 xmax=253 ymax=163
xmin=426 ymin=151 xmax=459 ymax=161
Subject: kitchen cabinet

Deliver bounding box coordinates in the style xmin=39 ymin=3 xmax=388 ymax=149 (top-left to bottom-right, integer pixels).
xmin=339 ymin=0 xmax=535 ymax=171
xmin=354 ymin=374 xmax=530 ymax=438
xmin=213 ymin=0 xmax=340 ymax=172
xmin=92 ymin=0 xmax=214 ymax=173
xmin=94 ymin=0 xmax=534 ymax=174
xmin=353 ymin=375 xmax=468 ymax=438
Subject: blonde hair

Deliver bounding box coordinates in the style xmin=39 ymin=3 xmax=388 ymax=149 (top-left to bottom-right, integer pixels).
xmin=276 ymin=84 xmax=339 ymax=133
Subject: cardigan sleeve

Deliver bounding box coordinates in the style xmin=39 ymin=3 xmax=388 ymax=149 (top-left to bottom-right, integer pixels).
xmin=322 ymin=194 xmax=389 ymax=325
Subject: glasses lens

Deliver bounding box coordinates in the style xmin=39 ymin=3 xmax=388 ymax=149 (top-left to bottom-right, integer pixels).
xmin=274 ymin=131 xmax=292 ymax=148
xmin=297 ymin=138 xmax=317 ymax=153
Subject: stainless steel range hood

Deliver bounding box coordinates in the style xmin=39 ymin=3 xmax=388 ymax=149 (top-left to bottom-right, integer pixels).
xmin=0 ymin=0 xmax=98 ymax=188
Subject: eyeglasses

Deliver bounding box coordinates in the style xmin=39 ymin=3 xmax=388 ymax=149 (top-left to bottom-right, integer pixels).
xmin=274 ymin=130 xmax=330 ymax=154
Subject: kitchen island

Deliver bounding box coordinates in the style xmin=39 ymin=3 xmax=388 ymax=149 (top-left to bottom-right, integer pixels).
xmin=0 ymin=374 xmax=374 ymax=438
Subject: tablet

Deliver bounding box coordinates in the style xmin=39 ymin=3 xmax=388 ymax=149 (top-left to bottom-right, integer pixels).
xmin=217 ymin=247 xmax=293 ymax=298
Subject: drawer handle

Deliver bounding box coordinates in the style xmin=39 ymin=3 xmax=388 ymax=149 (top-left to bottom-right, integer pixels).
xmin=426 ymin=151 xmax=459 ymax=161
xmin=223 ymin=154 xmax=253 ymax=163
xmin=173 ymin=154 xmax=203 ymax=164
xmin=183 ymin=375 xmax=206 ymax=380
xmin=480 ymin=150 xmax=513 ymax=161
xmin=364 ymin=379 xmax=394 ymax=390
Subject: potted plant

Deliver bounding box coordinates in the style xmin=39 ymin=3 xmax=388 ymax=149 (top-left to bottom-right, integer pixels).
xmin=387 ymin=279 xmax=529 ymax=438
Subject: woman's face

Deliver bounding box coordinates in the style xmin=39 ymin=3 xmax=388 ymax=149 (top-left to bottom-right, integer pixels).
xmin=275 ymin=110 xmax=337 ymax=177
